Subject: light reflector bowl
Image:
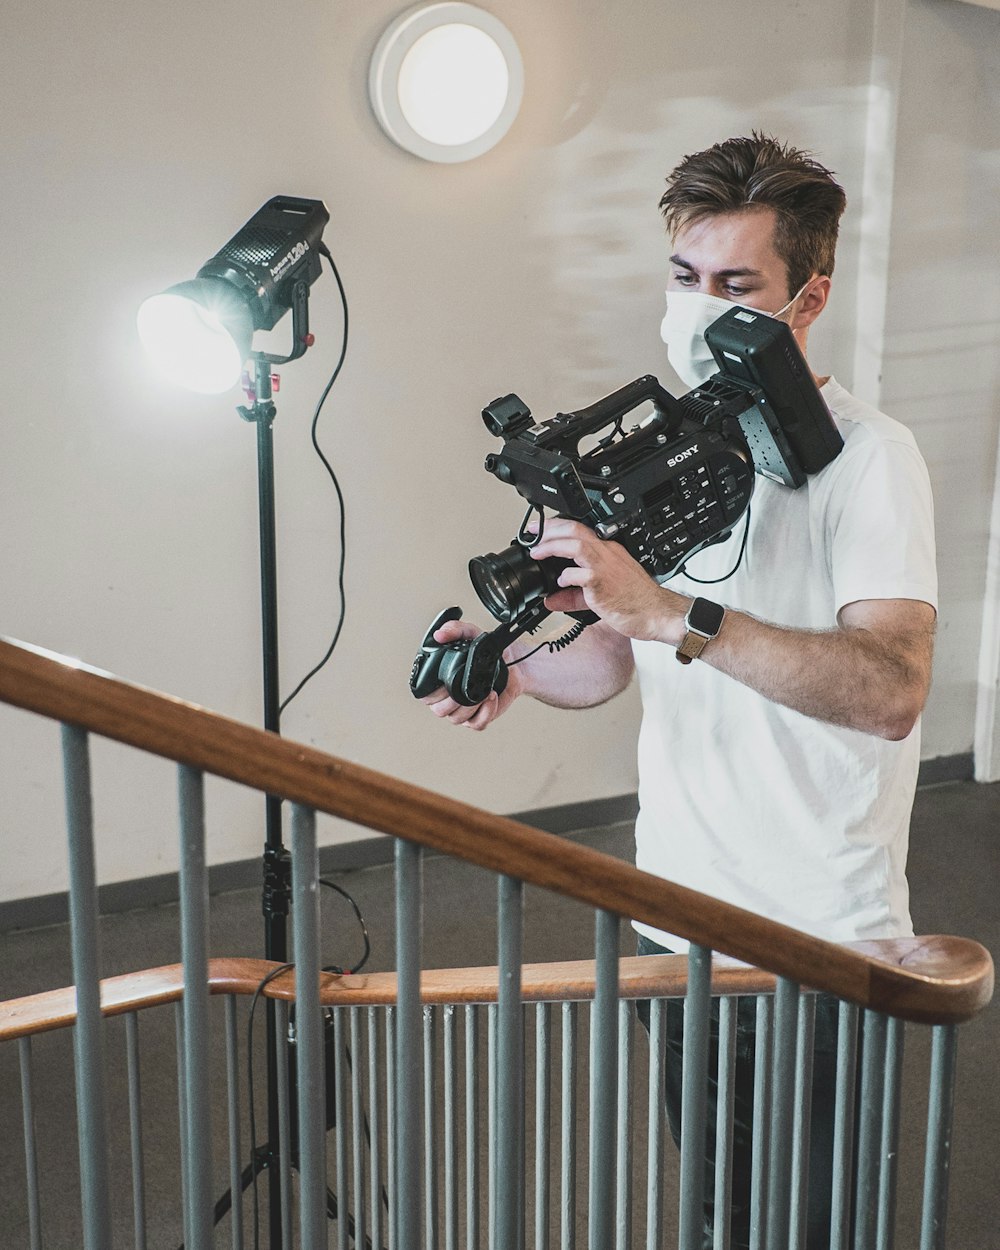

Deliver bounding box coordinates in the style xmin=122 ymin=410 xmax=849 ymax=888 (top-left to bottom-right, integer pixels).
xmin=137 ymin=279 xmax=254 ymax=394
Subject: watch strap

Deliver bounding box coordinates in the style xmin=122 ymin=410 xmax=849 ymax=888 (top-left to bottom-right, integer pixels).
xmin=675 ymin=632 xmax=710 ymax=664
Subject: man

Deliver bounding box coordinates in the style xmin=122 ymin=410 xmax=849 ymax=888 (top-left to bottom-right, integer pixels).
xmin=421 ymin=134 xmax=937 ymax=1247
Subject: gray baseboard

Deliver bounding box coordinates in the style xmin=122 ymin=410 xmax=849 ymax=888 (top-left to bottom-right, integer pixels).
xmin=0 ymin=791 xmax=639 ymax=935
xmin=917 ymin=752 xmax=974 ymax=787
xmin=0 ymin=757 xmax=974 ymax=935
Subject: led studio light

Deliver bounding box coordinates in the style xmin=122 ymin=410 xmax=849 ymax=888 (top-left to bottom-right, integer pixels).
xmin=137 ymin=196 xmax=330 ymax=393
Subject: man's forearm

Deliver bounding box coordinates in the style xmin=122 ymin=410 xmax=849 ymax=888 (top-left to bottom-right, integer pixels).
xmin=513 ymin=621 xmax=634 ymax=709
xmin=523 ymin=516 xmax=934 ymax=739
xmin=657 ymin=591 xmax=935 ymax=740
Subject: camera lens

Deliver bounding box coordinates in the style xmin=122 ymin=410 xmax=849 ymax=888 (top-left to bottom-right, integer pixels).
xmin=469 ymin=543 xmax=570 ymax=623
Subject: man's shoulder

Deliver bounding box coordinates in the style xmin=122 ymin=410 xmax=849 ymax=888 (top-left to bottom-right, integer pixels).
xmin=821 ymin=377 xmax=920 ymax=455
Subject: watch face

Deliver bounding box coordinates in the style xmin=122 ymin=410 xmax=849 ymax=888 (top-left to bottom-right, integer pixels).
xmin=688 ymin=597 xmax=726 ymax=636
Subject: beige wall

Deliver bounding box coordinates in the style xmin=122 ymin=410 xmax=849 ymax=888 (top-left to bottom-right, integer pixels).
xmin=879 ymin=0 xmax=1000 ymax=759
xmin=1 ymin=0 xmax=997 ymax=901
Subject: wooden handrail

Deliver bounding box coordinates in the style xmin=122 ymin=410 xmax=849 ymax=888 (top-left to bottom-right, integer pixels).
xmin=0 ymin=937 xmax=988 ymax=1042
xmin=0 ymin=637 xmax=993 ymax=1024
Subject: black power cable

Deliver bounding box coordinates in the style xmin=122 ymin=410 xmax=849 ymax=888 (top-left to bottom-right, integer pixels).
xmin=280 ymin=247 xmax=350 ymax=718
xmin=680 ymin=502 xmax=752 ymax=585
xmin=506 ymin=619 xmax=590 ymax=667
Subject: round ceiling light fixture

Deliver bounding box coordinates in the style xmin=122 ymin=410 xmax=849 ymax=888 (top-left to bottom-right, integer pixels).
xmin=369 ymin=3 xmax=524 ymax=163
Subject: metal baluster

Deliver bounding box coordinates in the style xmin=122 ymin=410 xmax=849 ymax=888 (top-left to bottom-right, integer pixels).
xmin=466 ymin=1005 xmax=480 ymax=1250
xmin=444 ymin=1004 xmax=458 ymax=1250
xmin=789 ymin=994 xmax=817 ymax=1250
xmin=61 ymin=724 xmax=111 ymax=1250
xmin=855 ymin=1011 xmax=888 ymax=1250
xmin=18 ymin=1036 xmax=42 ymax=1250
xmin=352 ymin=1007 xmax=367 ymax=1250
xmin=536 ymin=1003 xmax=552 ymax=1250
xmin=590 ymin=910 xmax=619 ymax=1250
xmin=646 ymin=998 xmax=664 ymax=1250
xmin=334 ymin=1007 xmax=349 ymax=1250
xmin=387 ymin=1005 xmax=398 ymax=1250
xmin=830 ymin=1002 xmax=859 ymax=1250
xmin=424 ymin=1005 xmax=438 ymax=1250
xmin=523 ymin=1018 xmax=529 ymax=1225
xmin=124 ymin=1012 xmax=148 ymax=1250
xmin=919 ymin=1024 xmax=959 ymax=1250
xmin=290 ymin=802 xmax=326 ymax=1250
xmin=497 ymin=874 xmax=525 ymax=1250
xmin=276 ymin=1000 xmax=293 ymax=1250
xmin=749 ymin=995 xmax=773 ymax=1250
xmin=766 ymin=978 xmax=801 ymax=1249
xmin=224 ymin=995 xmax=245 ymax=1250
xmin=616 ymin=1000 xmax=633 ymax=1250
xmin=175 ymin=1003 xmax=189 ymax=1243
xmin=395 ymin=840 xmax=424 ymax=1250
xmin=713 ymin=996 xmax=738 ymax=1250
xmin=488 ymin=1003 xmax=497 ymax=1250
xmin=876 ymin=1016 xmax=904 ymax=1250
xmin=370 ymin=1007 xmax=384 ymax=1250
xmin=561 ymin=1001 xmax=578 ymax=1250
xmin=680 ymin=945 xmax=712 ymax=1250
xmin=178 ymin=764 xmax=212 ymax=1250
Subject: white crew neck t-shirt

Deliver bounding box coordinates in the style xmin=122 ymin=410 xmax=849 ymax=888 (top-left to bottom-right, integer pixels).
xmin=631 ymin=378 xmax=938 ymax=952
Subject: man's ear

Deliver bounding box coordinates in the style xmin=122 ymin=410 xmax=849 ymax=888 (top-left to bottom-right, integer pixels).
xmin=792 ymin=274 xmax=831 ymax=330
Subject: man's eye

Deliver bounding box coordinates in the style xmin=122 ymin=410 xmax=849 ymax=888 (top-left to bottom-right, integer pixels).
xmin=726 ymin=286 xmax=751 ymax=298
xmin=672 ymin=272 xmax=697 ymax=286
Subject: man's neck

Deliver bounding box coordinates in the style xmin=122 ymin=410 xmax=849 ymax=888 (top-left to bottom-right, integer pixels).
xmin=792 ymin=326 xmax=829 ymax=388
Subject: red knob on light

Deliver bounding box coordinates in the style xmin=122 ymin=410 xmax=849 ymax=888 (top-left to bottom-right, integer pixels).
xmin=302 ymin=333 xmax=316 ymax=347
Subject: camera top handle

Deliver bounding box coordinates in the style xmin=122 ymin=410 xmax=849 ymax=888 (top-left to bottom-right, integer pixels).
xmin=484 ymin=375 xmax=683 ymax=459
xmin=552 ymin=374 xmax=683 ymax=453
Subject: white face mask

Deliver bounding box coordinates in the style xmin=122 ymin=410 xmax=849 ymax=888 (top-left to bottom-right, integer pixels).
xmin=659 ymin=286 xmax=804 ymax=390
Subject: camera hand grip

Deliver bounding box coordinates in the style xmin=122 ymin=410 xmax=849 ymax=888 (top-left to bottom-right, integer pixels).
xmin=453 ymin=633 xmax=509 ymax=705
xmin=409 ymin=606 xmax=463 ymax=699
xmin=409 ymin=607 xmax=510 ymax=706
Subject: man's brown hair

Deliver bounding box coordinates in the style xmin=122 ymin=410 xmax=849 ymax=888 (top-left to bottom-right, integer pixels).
xmin=658 ymin=133 xmax=847 ymax=296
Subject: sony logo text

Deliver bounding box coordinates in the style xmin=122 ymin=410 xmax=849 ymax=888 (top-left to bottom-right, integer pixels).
xmin=667 ymin=445 xmax=698 ymax=468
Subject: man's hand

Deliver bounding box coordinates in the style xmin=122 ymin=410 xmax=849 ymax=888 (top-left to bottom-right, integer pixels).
xmin=528 ymin=518 xmax=684 ymax=643
xmin=418 ymin=617 xmax=525 ymax=731
xmin=528 ymin=517 xmax=935 ymax=740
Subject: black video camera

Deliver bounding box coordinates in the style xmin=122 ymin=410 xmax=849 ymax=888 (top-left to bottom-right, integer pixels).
xmin=411 ymin=305 xmax=843 ymax=706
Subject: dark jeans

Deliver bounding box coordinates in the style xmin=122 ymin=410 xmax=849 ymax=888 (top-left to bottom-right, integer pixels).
xmin=635 ymin=934 xmax=854 ymax=1250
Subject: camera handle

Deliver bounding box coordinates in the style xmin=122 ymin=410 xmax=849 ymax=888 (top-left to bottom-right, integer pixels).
xmin=410 ymin=600 xmax=565 ymax=706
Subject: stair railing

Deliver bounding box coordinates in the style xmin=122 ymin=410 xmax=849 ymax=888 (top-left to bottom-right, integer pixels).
xmin=0 ymin=636 xmax=993 ymax=1250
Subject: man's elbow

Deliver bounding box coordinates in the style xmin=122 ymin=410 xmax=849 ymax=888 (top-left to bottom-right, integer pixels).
xmin=879 ymin=712 xmax=919 ymax=742
xmin=874 ymin=680 xmax=930 ymax=742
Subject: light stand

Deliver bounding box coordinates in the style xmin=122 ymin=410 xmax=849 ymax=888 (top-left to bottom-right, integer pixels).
xmin=137 ymin=197 xmax=338 ymax=1249
xmin=236 ymin=304 xmax=368 ymax=1250
xmin=192 ymin=297 xmax=356 ymax=1248
xmin=231 ymin=281 xmax=331 ymax=1247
